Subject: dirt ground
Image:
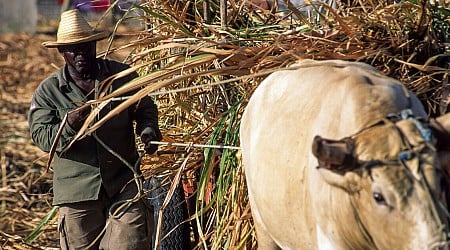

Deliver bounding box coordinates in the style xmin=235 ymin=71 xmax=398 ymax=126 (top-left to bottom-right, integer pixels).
xmin=0 ymin=31 xmax=136 ymax=249
xmin=0 ymin=32 xmax=59 ymax=249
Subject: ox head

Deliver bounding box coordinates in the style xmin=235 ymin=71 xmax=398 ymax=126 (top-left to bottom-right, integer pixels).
xmin=312 ymin=112 xmax=449 ymax=249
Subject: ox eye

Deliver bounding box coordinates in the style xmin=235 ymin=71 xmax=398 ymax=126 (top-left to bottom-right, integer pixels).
xmin=373 ymin=192 xmax=387 ymax=206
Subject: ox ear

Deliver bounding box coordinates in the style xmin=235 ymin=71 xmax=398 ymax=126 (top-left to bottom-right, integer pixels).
xmin=430 ymin=113 xmax=450 ymax=176
xmin=430 ymin=113 xmax=450 ymax=150
xmin=311 ymin=135 xmax=356 ymax=171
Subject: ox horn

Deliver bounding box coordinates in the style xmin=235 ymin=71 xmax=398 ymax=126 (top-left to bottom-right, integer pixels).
xmin=312 ymin=135 xmax=356 ymax=171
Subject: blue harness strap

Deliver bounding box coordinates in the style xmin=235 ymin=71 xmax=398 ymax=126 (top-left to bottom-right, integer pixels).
xmin=400 ymin=109 xmax=432 ymax=142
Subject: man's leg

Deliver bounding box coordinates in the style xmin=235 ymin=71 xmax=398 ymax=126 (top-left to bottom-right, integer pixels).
xmin=100 ymin=183 xmax=154 ymax=250
xmin=58 ymin=198 xmax=107 ymax=250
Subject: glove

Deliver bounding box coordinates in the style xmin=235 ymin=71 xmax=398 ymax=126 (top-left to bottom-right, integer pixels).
xmin=67 ymin=105 xmax=91 ymax=131
xmin=141 ymin=127 xmax=159 ymax=154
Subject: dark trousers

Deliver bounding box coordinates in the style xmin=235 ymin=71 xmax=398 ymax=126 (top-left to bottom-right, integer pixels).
xmin=58 ymin=184 xmax=153 ymax=250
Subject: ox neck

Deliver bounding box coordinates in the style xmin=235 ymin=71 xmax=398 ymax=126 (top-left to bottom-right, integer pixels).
xmin=348 ymin=197 xmax=378 ymax=249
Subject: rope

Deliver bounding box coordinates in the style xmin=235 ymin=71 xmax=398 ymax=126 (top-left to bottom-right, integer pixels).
xmin=84 ymin=134 xmax=145 ymax=249
xmin=148 ymin=140 xmax=241 ymax=150
xmin=93 ymin=136 xmax=143 ymax=216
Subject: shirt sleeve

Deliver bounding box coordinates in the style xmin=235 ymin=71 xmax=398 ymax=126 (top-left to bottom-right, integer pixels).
xmin=134 ymin=95 xmax=162 ymax=141
xmin=28 ymin=81 xmax=77 ymax=153
xmin=104 ymin=59 xmax=162 ymax=141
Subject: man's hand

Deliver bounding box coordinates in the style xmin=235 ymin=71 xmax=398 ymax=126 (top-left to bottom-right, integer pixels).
xmin=141 ymin=127 xmax=159 ymax=154
xmin=67 ymin=105 xmax=91 ymax=131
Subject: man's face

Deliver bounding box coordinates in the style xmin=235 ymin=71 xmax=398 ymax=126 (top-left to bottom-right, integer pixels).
xmin=58 ymin=41 xmax=97 ymax=75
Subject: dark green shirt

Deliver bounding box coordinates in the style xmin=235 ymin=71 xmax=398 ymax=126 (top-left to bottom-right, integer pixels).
xmin=28 ymin=58 xmax=161 ymax=205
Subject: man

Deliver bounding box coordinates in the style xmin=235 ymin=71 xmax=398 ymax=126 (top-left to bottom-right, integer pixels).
xmin=28 ymin=9 xmax=161 ymax=249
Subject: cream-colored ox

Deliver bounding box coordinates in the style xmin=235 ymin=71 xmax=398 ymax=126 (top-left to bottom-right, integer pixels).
xmin=240 ymin=59 xmax=449 ymax=250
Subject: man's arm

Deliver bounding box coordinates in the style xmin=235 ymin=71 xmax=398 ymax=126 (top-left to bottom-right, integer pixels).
xmin=109 ymin=60 xmax=162 ymax=152
xmin=134 ymin=96 xmax=162 ymax=154
xmin=134 ymin=96 xmax=161 ymax=139
xmin=28 ymin=87 xmax=77 ymax=153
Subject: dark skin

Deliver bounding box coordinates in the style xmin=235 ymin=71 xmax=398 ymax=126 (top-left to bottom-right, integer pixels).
xmin=58 ymin=41 xmax=97 ymax=94
xmin=56 ymin=40 xmax=157 ymax=152
xmin=58 ymin=41 xmax=98 ymax=130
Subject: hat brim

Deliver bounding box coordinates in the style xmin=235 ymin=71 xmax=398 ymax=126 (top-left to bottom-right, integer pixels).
xmin=42 ymin=31 xmax=109 ymax=48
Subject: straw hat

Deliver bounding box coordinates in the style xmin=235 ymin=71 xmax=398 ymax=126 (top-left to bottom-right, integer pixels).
xmin=42 ymin=9 xmax=108 ymax=48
